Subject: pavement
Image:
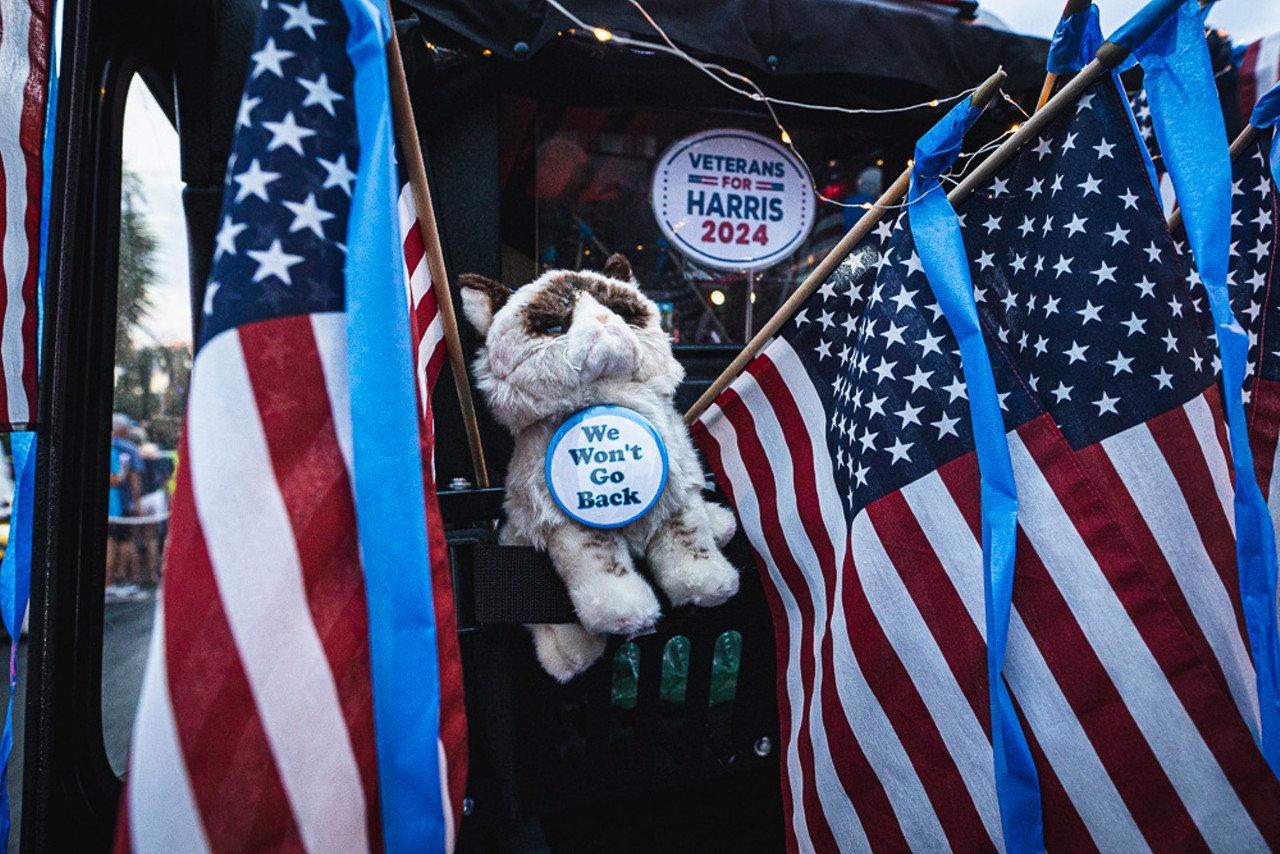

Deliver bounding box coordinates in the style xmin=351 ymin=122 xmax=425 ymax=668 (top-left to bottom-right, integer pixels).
xmin=102 ymin=590 xmax=157 ymax=774
xmin=2 ymin=589 xmax=156 ymax=851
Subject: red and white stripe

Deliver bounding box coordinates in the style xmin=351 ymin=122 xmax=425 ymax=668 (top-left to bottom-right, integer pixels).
xmin=1252 ymin=377 xmax=1280 ymax=539
xmin=397 ymin=181 xmax=468 ymax=842
xmin=399 ymin=184 xmax=445 ymax=406
xmin=0 ymin=0 xmax=50 ymax=429
xmin=694 ymin=336 xmax=1280 ymax=851
xmin=1239 ymin=33 xmax=1280 ymax=128
xmin=124 ymin=315 xmax=383 ymax=851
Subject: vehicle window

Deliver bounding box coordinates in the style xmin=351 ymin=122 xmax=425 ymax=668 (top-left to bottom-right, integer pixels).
xmin=499 ymin=97 xmax=894 ymax=344
xmin=101 ymin=74 xmax=190 ymax=776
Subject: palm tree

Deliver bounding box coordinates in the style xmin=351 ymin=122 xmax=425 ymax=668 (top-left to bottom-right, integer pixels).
xmin=116 ymin=169 xmax=158 ymax=368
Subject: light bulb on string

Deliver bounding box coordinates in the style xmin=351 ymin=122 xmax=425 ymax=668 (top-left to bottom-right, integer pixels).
xmin=538 ymin=0 xmax=1014 ymax=215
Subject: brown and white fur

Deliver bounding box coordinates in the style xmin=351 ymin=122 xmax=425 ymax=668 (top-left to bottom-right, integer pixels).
xmin=459 ymin=254 xmax=739 ymax=681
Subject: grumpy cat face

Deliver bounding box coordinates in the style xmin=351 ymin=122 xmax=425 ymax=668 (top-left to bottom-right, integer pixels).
xmin=460 ymin=253 xmax=683 ymax=430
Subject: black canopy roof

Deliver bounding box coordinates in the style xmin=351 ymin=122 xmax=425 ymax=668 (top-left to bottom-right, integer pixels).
xmin=403 ymin=0 xmax=1049 ymax=98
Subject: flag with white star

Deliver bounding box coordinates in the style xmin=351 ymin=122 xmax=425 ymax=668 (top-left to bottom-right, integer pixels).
xmin=118 ymin=2 xmax=466 ymax=851
xmin=1165 ymin=106 xmax=1280 ymax=558
xmin=694 ymin=73 xmax=1280 ymax=850
xmin=1127 ymin=87 xmax=1176 ymax=213
xmin=1214 ymin=125 xmax=1280 ymax=541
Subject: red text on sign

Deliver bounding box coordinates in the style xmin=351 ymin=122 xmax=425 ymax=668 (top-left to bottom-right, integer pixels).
xmin=700 ymin=221 xmax=769 ymax=245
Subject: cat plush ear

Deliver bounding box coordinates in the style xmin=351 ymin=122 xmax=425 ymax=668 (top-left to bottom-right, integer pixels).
xmin=601 ymin=253 xmax=635 ymax=285
xmin=458 ymin=273 xmax=512 ymax=337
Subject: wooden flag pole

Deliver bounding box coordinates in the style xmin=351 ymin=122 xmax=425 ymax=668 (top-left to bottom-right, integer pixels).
xmin=385 ymin=8 xmax=490 ymax=488
xmin=1165 ymin=123 xmax=1264 ymax=235
xmin=684 ymin=70 xmax=1007 ymax=425
xmin=1035 ymin=0 xmax=1094 ymax=111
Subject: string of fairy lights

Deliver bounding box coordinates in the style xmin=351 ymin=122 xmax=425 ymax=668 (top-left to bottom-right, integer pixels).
xmin=418 ymin=0 xmax=1028 ymax=321
xmin=420 ymin=0 xmax=1026 ymax=214
xmin=539 ymin=0 xmax=1025 ymax=210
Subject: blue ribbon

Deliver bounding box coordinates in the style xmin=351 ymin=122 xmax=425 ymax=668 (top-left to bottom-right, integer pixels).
xmin=1047 ymin=4 xmax=1103 ymax=74
xmin=339 ymin=0 xmax=447 ymax=849
xmin=1107 ymin=0 xmax=1184 ymax=53
xmin=0 ymin=432 xmax=35 ymax=847
xmin=1252 ymin=84 xmax=1280 ymax=202
xmin=1128 ymin=0 xmax=1280 ymax=771
xmin=908 ymin=99 xmax=1044 ymax=853
xmin=1251 ymin=82 xmax=1280 ymax=131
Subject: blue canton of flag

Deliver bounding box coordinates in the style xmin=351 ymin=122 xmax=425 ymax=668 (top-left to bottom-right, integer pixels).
xmin=780 ymin=223 xmax=961 ymax=517
xmin=1129 ymin=90 xmax=1156 ymax=151
xmin=962 ymin=81 xmax=1216 ymax=451
xmin=1216 ymin=125 xmax=1280 ymax=543
xmin=205 ymin=4 xmax=357 ymax=342
xmin=1127 ymin=87 xmax=1178 ymax=215
xmin=1220 ymin=133 xmax=1277 ymax=401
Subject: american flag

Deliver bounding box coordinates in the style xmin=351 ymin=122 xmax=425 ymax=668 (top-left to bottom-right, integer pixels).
xmin=1237 ymin=33 xmax=1280 ymax=129
xmin=396 ymin=177 xmax=467 ymax=833
xmin=118 ymin=1 xmax=464 ymax=850
xmin=1218 ymin=125 xmax=1280 ymax=548
xmin=0 ymin=0 xmax=51 ymax=430
xmin=693 ymin=76 xmax=1280 ymax=849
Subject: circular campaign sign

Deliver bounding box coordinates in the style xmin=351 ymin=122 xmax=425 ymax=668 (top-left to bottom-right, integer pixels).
xmin=545 ymin=405 xmax=669 ymax=529
xmin=650 ymin=128 xmax=815 ymax=271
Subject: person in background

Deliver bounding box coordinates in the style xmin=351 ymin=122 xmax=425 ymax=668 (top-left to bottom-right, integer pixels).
xmin=136 ymin=442 xmax=173 ymax=586
xmin=106 ymin=414 xmax=145 ymax=601
xmin=105 ymin=440 xmax=125 ymax=595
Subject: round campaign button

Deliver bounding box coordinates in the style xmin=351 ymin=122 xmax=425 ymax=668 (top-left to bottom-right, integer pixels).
xmin=650 ymin=128 xmax=815 ymax=271
xmin=545 ymin=405 xmax=669 ymax=529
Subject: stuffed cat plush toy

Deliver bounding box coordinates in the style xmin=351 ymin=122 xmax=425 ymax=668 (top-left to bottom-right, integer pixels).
xmin=459 ymin=254 xmax=739 ymax=682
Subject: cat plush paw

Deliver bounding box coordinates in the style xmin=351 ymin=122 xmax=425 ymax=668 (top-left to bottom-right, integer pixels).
xmin=689 ymin=553 xmax=740 ymax=608
xmin=705 ymin=501 xmax=738 ymax=549
xmin=568 ymin=568 xmax=663 ymax=637
xmin=657 ymin=550 xmax=739 ymax=609
xmin=529 ymin=623 xmax=608 ymax=683
xmin=646 ymin=507 xmax=740 ymax=609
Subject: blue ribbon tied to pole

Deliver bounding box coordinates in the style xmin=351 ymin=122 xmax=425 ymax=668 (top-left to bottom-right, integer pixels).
xmin=908 ymin=97 xmax=1045 ymax=853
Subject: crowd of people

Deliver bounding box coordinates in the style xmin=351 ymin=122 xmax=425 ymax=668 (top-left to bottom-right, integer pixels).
xmin=106 ymin=413 xmax=175 ymax=603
